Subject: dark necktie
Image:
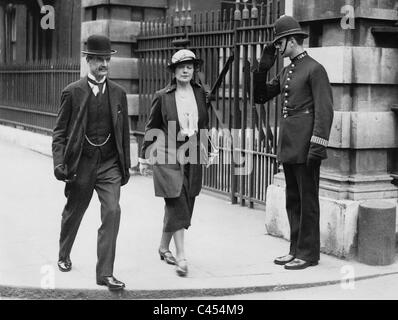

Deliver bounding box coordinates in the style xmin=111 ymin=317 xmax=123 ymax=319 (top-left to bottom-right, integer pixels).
xmin=87 ymin=77 xmax=105 ymax=96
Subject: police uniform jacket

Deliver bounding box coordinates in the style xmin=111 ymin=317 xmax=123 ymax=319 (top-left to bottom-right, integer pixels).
xmin=253 ymin=52 xmax=334 ymax=164
xmin=52 ymin=77 xmax=131 ymax=185
xmin=140 ymin=79 xmax=209 ymax=198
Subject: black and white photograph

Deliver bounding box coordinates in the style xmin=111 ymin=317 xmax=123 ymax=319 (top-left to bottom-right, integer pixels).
xmin=0 ymin=0 xmax=397 ymax=307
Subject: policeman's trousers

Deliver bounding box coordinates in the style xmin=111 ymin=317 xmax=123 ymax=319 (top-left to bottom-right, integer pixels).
xmin=283 ymin=163 xmax=321 ymax=262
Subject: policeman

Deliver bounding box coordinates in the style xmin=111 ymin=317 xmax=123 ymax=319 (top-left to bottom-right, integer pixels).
xmin=253 ymin=15 xmax=334 ymax=270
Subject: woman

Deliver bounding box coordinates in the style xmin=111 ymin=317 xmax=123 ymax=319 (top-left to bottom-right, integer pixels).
xmin=139 ymin=49 xmax=208 ymax=277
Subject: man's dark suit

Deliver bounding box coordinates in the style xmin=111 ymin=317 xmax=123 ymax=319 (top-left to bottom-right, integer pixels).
xmin=52 ymin=76 xmax=130 ymax=279
xmin=53 ymin=77 xmax=130 ymax=185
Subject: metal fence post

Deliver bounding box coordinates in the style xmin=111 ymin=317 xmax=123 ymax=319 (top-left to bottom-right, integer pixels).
xmin=231 ymin=0 xmax=242 ymax=205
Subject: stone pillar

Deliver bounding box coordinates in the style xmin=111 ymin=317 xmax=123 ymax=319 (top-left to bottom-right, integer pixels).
xmin=265 ymin=0 xmax=398 ymax=258
xmin=81 ymin=0 xmax=167 ymax=168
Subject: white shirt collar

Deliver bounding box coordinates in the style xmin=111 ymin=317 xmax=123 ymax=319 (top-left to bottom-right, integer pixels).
xmin=88 ymin=73 xmax=106 ymax=84
xmin=87 ymin=73 xmax=106 ymax=96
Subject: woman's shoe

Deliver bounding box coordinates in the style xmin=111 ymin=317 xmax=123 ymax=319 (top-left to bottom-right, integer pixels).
xmin=175 ymin=259 xmax=188 ymax=277
xmin=158 ymin=249 xmax=176 ymax=265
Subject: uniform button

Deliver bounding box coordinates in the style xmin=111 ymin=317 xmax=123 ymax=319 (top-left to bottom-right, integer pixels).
xmin=291 ymin=64 xmax=295 ymax=67
xmin=285 ymin=85 xmax=289 ymax=88
xmin=285 ymin=100 xmax=288 ymax=104
xmin=285 ymin=93 xmax=288 ymax=96
xmin=283 ymin=114 xmax=288 ymax=118
xmin=287 ymin=78 xmax=291 ymax=81
xmin=289 ymin=71 xmax=293 ymax=74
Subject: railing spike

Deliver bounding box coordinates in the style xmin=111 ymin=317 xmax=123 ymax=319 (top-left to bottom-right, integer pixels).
xmin=251 ymin=0 xmax=258 ymax=20
xmin=180 ymin=0 xmax=186 ymax=26
xmin=186 ymin=0 xmax=192 ymax=27
xmin=234 ymin=0 xmax=241 ymax=21
xmin=222 ymin=8 xmax=227 ymax=25
xmin=174 ymin=0 xmax=180 ymax=28
xmin=242 ymin=0 xmax=249 ymax=20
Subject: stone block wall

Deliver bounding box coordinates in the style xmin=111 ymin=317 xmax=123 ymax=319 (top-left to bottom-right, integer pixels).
xmin=294 ymin=0 xmax=398 ymax=201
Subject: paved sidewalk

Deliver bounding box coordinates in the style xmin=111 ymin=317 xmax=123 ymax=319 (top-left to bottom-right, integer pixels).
xmin=0 ymin=135 xmax=397 ymax=299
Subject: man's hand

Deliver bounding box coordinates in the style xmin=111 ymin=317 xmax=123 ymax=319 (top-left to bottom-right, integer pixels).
xmin=306 ymin=155 xmax=321 ymax=170
xmin=54 ymin=165 xmax=67 ymax=181
xmin=139 ymin=163 xmax=150 ymax=176
xmin=258 ymin=43 xmax=277 ymax=72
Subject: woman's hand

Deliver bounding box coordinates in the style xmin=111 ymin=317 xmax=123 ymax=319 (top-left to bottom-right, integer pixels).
xmin=139 ymin=163 xmax=150 ymax=176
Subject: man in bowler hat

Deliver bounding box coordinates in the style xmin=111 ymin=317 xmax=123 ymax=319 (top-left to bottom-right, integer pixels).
xmin=253 ymin=16 xmax=334 ymax=269
xmin=52 ymin=34 xmax=131 ymax=290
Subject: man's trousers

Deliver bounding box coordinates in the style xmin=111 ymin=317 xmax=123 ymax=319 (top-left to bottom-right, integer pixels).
xmin=59 ymin=150 xmax=122 ymax=279
xmin=283 ymin=162 xmax=320 ymax=262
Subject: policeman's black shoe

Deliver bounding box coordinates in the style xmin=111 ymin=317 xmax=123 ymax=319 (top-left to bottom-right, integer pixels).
xmin=273 ymin=254 xmax=295 ymax=265
xmin=97 ymin=276 xmax=125 ymax=291
xmin=284 ymin=258 xmax=318 ymax=270
xmin=57 ymin=257 xmax=72 ymax=272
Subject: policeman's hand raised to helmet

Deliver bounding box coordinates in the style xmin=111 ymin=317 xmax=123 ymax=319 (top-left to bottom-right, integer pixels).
xmin=258 ymin=43 xmax=277 ymax=72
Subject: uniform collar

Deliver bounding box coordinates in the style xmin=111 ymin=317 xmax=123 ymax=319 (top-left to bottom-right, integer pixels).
xmin=165 ymin=78 xmax=202 ymax=93
xmin=290 ymin=51 xmax=308 ymax=64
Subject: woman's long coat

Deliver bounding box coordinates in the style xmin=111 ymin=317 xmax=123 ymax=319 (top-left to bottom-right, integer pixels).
xmin=140 ymin=79 xmax=209 ymax=198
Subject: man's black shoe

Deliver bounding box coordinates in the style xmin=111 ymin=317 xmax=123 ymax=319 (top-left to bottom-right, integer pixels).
xmin=273 ymin=254 xmax=295 ymax=265
xmin=284 ymin=258 xmax=318 ymax=270
xmin=57 ymin=257 xmax=72 ymax=272
xmin=97 ymin=276 xmax=125 ymax=291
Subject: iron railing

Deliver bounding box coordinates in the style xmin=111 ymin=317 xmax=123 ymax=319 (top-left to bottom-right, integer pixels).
xmin=136 ymin=0 xmax=283 ymax=206
xmin=0 ymin=60 xmax=80 ymax=134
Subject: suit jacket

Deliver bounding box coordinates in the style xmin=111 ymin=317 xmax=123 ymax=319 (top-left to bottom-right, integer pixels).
xmin=52 ymin=76 xmax=131 ymax=185
xmin=253 ymin=53 xmax=334 ymax=164
xmin=140 ymin=79 xmax=209 ymax=198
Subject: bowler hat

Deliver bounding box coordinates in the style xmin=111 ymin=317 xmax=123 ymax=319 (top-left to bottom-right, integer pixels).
xmin=167 ymin=49 xmax=203 ymax=72
xmin=273 ymin=15 xmax=308 ymax=43
xmin=82 ymin=34 xmax=117 ymax=56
